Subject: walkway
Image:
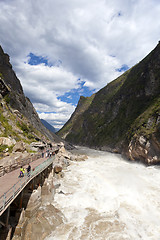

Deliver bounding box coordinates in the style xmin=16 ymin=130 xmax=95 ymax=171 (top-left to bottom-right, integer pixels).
xmin=0 ymin=155 xmax=54 ymax=216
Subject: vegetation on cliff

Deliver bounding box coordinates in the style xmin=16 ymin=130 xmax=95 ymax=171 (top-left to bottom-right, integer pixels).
xmin=58 ymin=94 xmax=95 ymax=139
xmin=0 ymin=45 xmax=63 ymax=158
xmin=57 ymin=43 xmax=160 ymax=163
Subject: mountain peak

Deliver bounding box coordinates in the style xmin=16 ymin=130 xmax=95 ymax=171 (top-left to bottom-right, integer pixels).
xmin=57 ymin=43 xmax=160 ymax=165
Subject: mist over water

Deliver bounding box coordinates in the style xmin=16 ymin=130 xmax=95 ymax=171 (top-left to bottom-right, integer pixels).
xmin=46 ymin=147 xmax=160 ymax=240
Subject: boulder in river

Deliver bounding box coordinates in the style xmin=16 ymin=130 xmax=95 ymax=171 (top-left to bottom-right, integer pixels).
xmin=54 ymin=165 xmax=62 ymax=174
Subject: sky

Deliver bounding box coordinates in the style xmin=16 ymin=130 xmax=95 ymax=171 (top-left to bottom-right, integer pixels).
xmin=0 ymin=0 xmax=160 ymax=130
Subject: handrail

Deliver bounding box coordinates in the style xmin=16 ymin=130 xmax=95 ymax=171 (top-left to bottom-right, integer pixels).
xmin=0 ymin=156 xmax=54 ymax=216
xmin=0 ymin=148 xmax=59 ymax=177
xmin=0 ymin=154 xmax=41 ymax=177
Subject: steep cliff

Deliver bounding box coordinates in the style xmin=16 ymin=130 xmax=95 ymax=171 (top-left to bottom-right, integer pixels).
xmin=41 ymin=119 xmax=56 ymax=133
xmin=58 ymin=94 xmax=95 ymax=139
xmin=0 ymin=45 xmax=62 ymax=155
xmin=58 ymin=42 xmax=160 ymax=164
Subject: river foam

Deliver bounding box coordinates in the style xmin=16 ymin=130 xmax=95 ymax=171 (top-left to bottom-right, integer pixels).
xmin=46 ymin=147 xmax=160 ymax=240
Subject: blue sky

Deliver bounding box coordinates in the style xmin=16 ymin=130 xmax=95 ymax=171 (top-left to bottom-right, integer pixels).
xmin=0 ymin=0 xmax=159 ymax=129
xmin=57 ymin=82 xmax=95 ymax=105
xmin=27 ymin=52 xmax=128 ymax=106
xmin=28 ymin=53 xmax=95 ymax=106
xmin=27 ymin=53 xmax=128 ymax=108
xmin=28 ymin=53 xmax=50 ymax=66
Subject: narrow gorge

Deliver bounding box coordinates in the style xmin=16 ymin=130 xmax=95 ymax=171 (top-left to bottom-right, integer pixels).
xmin=58 ymin=42 xmax=160 ymax=165
xmin=0 ymin=41 xmax=159 ymax=240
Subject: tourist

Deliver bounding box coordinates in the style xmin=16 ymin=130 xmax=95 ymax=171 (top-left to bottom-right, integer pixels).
xmin=27 ymin=163 xmax=31 ymax=177
xmin=22 ymin=167 xmax=25 ymax=176
xmin=19 ymin=166 xmax=24 ymax=178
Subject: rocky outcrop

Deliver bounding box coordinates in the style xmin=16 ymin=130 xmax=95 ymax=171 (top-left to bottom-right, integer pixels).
xmin=0 ymin=137 xmax=16 ymax=146
xmin=54 ymin=165 xmax=63 ymax=173
xmin=0 ymin=45 xmax=63 ymax=148
xmin=22 ymin=205 xmax=64 ymax=240
xmin=0 ymin=46 xmax=22 ymax=93
xmin=126 ymin=134 xmax=160 ymax=164
xmin=0 ymin=77 xmax=10 ymax=97
xmin=0 ymin=152 xmax=31 ymax=167
xmin=13 ymin=141 xmax=26 ymax=152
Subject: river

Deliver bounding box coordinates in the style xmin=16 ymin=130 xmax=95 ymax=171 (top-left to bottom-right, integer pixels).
xmin=45 ymin=147 xmax=160 ymax=240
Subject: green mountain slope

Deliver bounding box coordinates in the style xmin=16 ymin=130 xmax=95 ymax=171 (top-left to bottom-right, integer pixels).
xmin=58 ymin=94 xmax=95 ymax=139
xmin=58 ymin=42 xmax=160 ymax=164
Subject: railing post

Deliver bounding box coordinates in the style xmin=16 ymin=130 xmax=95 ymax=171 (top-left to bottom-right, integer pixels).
xmin=13 ymin=184 xmax=16 ymax=198
xmin=19 ymin=190 xmax=23 ymax=209
xmin=25 ymin=175 xmax=28 ymax=184
xmin=20 ymin=177 xmax=23 ymax=189
xmin=3 ymin=193 xmax=6 ymax=210
xmin=5 ymin=205 xmax=10 ymax=227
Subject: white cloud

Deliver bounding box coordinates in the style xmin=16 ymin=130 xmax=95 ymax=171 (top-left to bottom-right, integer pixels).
xmin=17 ymin=62 xmax=79 ymax=99
xmin=39 ymin=111 xmax=73 ymax=129
xmin=0 ymin=0 xmax=160 ymax=128
xmin=16 ymin=62 xmax=76 ymax=128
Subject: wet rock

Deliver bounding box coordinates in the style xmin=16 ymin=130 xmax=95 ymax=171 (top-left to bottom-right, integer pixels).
xmin=54 ymin=183 xmax=61 ymax=189
xmin=54 ymin=165 xmax=62 ymax=174
xmin=23 ymin=205 xmax=64 ymax=240
xmin=70 ymin=154 xmax=87 ymax=161
xmin=58 ymin=190 xmax=65 ymax=194
xmin=27 ymin=187 xmax=42 ymax=209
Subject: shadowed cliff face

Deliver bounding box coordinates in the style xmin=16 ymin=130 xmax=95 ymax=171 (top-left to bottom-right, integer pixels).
xmin=0 ymin=45 xmax=62 ymax=144
xmin=58 ymin=43 xmax=160 ymax=164
xmin=0 ymin=46 xmax=23 ymax=93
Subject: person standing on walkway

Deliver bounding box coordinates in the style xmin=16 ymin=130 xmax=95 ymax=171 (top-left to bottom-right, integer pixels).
xmin=19 ymin=166 xmax=24 ymax=177
xmin=27 ymin=163 xmax=31 ymax=177
xmin=22 ymin=167 xmax=25 ymax=176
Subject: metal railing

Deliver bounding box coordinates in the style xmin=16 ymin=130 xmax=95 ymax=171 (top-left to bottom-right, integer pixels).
xmin=0 ymin=154 xmax=41 ymax=177
xmin=0 ymin=156 xmax=54 ymax=216
xmin=0 ymin=148 xmax=59 ymax=177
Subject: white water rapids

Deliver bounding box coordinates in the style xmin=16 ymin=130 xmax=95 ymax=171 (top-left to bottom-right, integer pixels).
xmin=46 ymin=147 xmax=160 ymax=240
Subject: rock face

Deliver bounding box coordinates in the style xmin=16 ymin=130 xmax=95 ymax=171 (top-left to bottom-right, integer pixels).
xmin=0 ymin=137 xmax=16 ymax=146
xmin=58 ymin=42 xmax=160 ymax=164
xmin=0 ymin=45 xmax=69 ymax=163
xmin=0 ymin=45 xmax=62 ymax=145
xmin=13 ymin=141 xmax=27 ymax=152
xmin=126 ymin=134 xmax=160 ymax=165
xmin=23 ymin=205 xmax=64 ymax=240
